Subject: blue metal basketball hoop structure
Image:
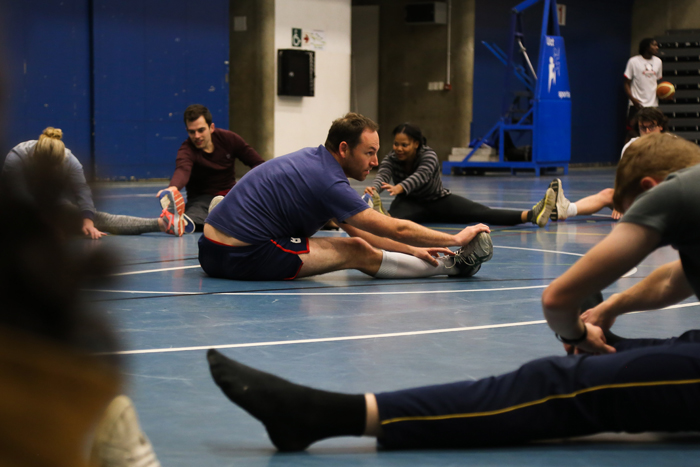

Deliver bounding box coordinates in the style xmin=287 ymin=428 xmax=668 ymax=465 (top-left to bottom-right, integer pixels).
xmin=442 ymin=0 xmax=570 ymax=176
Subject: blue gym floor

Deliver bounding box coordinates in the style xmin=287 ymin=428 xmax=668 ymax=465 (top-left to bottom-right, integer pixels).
xmin=89 ymin=168 xmax=700 ymax=467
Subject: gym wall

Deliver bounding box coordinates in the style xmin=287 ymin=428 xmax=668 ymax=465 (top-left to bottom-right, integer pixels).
xmin=362 ymin=0 xmax=634 ymax=166
xmin=273 ymin=0 xmax=352 ymax=158
xmin=1 ymin=1 xmax=92 ymax=169
xmin=473 ymin=0 xmax=634 ymax=165
xmin=2 ymin=0 xmax=229 ymax=180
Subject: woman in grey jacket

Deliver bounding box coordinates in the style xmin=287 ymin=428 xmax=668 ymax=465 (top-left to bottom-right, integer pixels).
xmin=3 ymin=127 xmax=188 ymax=238
xmin=365 ymin=123 xmax=554 ymax=227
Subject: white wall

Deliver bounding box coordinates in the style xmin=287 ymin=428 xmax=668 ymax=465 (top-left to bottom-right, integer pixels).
xmin=274 ymin=0 xmax=352 ymax=157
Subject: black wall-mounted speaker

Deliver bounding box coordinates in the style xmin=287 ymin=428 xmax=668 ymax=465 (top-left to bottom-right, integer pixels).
xmin=277 ymin=49 xmax=315 ymax=97
xmin=405 ymin=2 xmax=447 ymax=24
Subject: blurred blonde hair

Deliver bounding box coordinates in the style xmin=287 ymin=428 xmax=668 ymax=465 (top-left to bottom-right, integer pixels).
xmin=613 ymin=133 xmax=700 ymax=212
xmin=34 ymin=127 xmax=66 ymax=166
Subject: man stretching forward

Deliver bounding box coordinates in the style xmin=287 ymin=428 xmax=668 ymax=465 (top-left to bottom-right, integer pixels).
xmin=199 ymin=113 xmax=492 ymax=281
xmin=205 ymin=131 xmax=700 ymax=451
xmin=157 ymin=104 xmax=265 ymax=232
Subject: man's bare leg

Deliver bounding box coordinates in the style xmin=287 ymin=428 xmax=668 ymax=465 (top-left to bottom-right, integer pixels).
xmin=552 ymin=182 xmax=620 ymax=221
xmin=574 ymin=188 xmax=614 ymax=216
xmin=296 ymin=236 xmax=488 ymax=279
xmin=364 ymin=393 xmax=383 ymax=437
xmin=296 ymin=237 xmax=384 ymax=278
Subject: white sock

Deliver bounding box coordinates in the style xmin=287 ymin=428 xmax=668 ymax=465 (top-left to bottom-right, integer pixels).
xmin=374 ymin=250 xmax=454 ymax=278
xmin=567 ymin=203 xmax=578 ymax=218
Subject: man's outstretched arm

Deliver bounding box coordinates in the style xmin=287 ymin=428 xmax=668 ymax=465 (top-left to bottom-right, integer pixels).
xmin=541 ymin=222 xmax=662 ymax=353
xmin=344 ymin=208 xmax=489 ymax=248
xmin=340 ymin=222 xmax=453 ymax=266
xmin=582 ymin=259 xmax=694 ymax=330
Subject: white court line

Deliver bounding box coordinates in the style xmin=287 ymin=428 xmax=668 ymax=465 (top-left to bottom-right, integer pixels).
xmin=104 ymin=301 xmax=700 ymax=356
xmin=104 ymin=320 xmax=547 ymax=355
xmin=495 ymin=246 xmax=638 ymax=277
xmin=495 ymin=245 xmax=584 ymax=257
xmin=104 ymin=246 xmax=638 ymax=281
xmin=99 ymin=194 xmax=156 ymax=199
xmin=89 ymin=284 xmax=549 ymax=296
xmin=111 ymin=265 xmax=201 ymax=276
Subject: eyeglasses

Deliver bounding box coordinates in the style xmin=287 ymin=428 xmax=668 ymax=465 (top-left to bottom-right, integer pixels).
xmin=639 ymin=123 xmax=659 ymax=133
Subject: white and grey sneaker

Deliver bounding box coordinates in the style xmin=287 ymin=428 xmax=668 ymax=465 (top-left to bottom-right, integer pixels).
xmin=448 ymin=232 xmax=494 ymax=278
xmin=548 ymin=178 xmax=571 ymax=221
xmin=89 ymin=395 xmax=161 ymax=467
xmin=208 ymin=195 xmax=225 ymax=214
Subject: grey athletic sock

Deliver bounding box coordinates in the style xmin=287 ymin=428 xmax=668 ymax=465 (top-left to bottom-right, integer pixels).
xmin=94 ymin=211 xmax=160 ymax=235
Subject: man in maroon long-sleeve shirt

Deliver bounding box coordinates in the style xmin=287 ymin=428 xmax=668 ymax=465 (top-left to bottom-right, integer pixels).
xmin=157 ymin=104 xmax=265 ymax=231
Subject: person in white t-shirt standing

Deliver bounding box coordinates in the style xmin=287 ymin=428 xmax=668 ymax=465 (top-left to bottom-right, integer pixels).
xmin=624 ymin=38 xmax=662 ymax=140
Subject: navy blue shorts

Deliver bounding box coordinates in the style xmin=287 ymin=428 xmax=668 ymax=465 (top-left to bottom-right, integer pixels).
xmin=198 ymin=235 xmax=310 ymax=281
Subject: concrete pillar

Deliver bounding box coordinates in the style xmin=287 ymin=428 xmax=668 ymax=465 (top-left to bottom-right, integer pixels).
xmin=230 ymin=0 xmax=275 ymax=169
xmin=377 ymin=0 xmax=475 ymax=162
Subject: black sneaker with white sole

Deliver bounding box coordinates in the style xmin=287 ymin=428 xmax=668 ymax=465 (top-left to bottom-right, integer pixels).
xmin=531 ymin=187 xmax=556 ymax=227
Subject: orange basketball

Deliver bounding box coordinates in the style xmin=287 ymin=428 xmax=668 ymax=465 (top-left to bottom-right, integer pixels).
xmin=657 ymin=81 xmax=675 ymax=100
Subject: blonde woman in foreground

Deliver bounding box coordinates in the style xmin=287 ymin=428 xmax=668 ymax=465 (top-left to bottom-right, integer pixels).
xmin=2 ymin=127 xmax=190 ymax=238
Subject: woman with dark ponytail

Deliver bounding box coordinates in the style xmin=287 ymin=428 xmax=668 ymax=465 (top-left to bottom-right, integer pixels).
xmin=365 ymin=123 xmax=555 ymax=227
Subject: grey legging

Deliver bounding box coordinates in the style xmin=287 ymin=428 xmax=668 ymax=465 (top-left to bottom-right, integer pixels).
xmin=93 ymin=211 xmax=160 ymax=235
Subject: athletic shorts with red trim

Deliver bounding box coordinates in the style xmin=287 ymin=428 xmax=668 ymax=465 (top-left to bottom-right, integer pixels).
xmin=198 ymin=234 xmax=310 ymax=281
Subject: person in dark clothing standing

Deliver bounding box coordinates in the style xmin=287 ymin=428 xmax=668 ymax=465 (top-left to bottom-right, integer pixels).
xmin=156 ymin=104 xmax=265 ymax=231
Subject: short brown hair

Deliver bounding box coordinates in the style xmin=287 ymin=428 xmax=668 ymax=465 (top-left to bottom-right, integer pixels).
xmin=635 ymin=107 xmax=668 ymax=132
xmin=183 ymin=104 xmax=213 ymax=126
xmin=324 ymin=113 xmax=379 ymax=153
xmin=613 ymin=133 xmax=700 ymax=211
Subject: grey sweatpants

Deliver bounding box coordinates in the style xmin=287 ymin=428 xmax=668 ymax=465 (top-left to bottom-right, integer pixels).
xmin=94 ymin=212 xmax=160 ymax=235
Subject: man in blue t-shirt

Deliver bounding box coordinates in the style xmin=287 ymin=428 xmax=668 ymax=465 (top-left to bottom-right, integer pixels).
xmin=199 ymin=113 xmax=493 ymax=281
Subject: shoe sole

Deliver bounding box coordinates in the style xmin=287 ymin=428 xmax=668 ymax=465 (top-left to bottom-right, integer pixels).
xmin=371 ymin=192 xmax=390 ymax=217
xmin=159 ymin=190 xmax=185 ymax=236
xmin=89 ymin=395 xmax=135 ymax=464
xmin=89 ymin=395 xmax=161 ymax=467
xmin=449 ymin=262 xmax=481 ymax=279
xmin=159 ymin=190 xmax=185 ymax=216
xmin=549 ymin=179 xmax=561 ymax=221
xmin=536 ymin=188 xmax=556 ymax=227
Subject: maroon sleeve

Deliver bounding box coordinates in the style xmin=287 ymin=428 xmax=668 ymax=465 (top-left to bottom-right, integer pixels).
xmin=169 ymin=141 xmax=195 ymax=189
xmin=222 ymin=130 xmax=265 ymax=167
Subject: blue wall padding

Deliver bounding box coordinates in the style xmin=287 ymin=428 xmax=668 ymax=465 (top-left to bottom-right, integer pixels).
xmin=1 ymin=0 xmax=92 ymax=167
xmin=1 ymin=0 xmax=228 ymax=179
xmin=473 ymin=0 xmax=634 ymax=164
xmin=92 ymin=0 xmax=229 ymax=179
xmin=3 ymin=0 xmax=633 ymax=173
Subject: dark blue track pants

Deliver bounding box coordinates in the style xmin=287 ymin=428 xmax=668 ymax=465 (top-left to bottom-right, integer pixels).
xmin=375 ymin=330 xmax=700 ymax=449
